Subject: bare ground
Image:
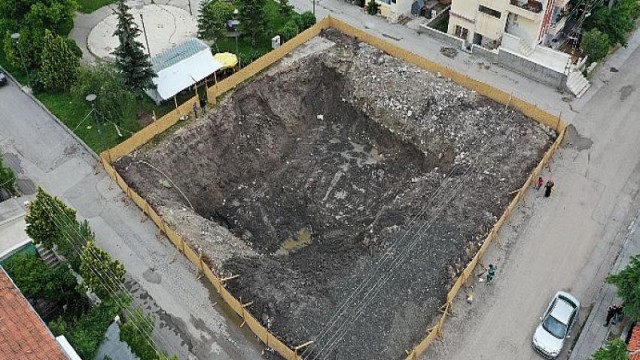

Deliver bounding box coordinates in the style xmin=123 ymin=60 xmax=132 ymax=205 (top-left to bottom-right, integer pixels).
xmin=115 ymin=30 xmax=556 ymax=359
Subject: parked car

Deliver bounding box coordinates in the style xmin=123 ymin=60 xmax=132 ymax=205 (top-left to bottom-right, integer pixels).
xmin=532 ymin=291 xmax=580 ymax=359
xmin=0 ymin=71 xmax=7 ymax=86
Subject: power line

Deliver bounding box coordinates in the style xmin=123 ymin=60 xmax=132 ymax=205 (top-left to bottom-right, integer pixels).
xmin=302 ymin=104 xmax=518 ymax=358
xmin=39 ymin=195 xmax=177 ymax=357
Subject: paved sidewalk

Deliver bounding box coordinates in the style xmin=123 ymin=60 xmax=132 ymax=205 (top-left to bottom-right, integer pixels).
xmin=0 ymin=78 xmax=263 ymax=359
xmin=570 ymin=209 xmax=640 ymax=359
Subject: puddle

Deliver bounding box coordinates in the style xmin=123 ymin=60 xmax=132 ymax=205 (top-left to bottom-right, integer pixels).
xmin=275 ymin=227 xmax=312 ymax=256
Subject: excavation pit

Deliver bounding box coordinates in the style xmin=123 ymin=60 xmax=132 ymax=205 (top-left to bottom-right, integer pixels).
xmin=115 ymin=30 xmax=556 ymax=359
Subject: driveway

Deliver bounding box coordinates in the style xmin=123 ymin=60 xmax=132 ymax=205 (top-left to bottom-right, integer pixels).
xmin=0 ymin=78 xmax=262 ymax=359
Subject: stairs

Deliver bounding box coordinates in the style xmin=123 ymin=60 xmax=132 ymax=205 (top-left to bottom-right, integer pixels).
xmin=566 ymin=71 xmax=590 ymax=98
xmin=518 ymin=38 xmax=535 ymax=57
xmin=35 ymin=243 xmax=60 ymax=268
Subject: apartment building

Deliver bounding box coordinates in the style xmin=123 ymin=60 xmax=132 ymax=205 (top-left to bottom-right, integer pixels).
xmin=447 ymin=0 xmax=570 ymax=49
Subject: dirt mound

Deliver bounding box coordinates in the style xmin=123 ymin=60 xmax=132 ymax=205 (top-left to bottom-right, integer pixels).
xmin=115 ymin=30 xmax=555 ymax=359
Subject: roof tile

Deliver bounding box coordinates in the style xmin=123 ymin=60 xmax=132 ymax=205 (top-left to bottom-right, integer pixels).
xmin=0 ymin=267 xmax=67 ymax=360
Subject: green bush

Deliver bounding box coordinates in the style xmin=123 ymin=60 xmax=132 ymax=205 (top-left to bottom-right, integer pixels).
xmin=64 ymin=297 xmax=124 ymax=360
xmin=49 ymin=317 xmax=68 ymax=336
xmin=300 ymin=11 xmax=316 ymax=29
xmin=581 ymin=29 xmax=611 ymax=64
xmin=120 ymin=309 xmax=157 ymax=360
xmin=367 ymin=0 xmax=380 ymax=15
xmin=279 ymin=20 xmax=299 ymax=42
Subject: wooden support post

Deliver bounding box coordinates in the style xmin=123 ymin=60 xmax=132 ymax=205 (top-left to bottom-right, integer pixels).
xmin=195 ymin=253 xmax=204 ymax=279
xmin=221 ymin=274 xmax=240 ymax=283
xmin=240 ymin=320 xmax=246 ymax=328
xmin=169 ymin=248 xmax=180 ymax=264
xmin=293 ymin=341 xmax=314 ymax=351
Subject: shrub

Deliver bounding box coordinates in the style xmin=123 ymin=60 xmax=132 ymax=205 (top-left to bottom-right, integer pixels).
xmin=280 ymin=20 xmax=299 ymax=42
xmin=367 ymin=0 xmax=380 ymax=15
xmin=581 ymin=29 xmax=611 ymax=64
xmin=120 ymin=309 xmax=157 ymax=360
xmin=300 ymin=11 xmax=316 ymax=29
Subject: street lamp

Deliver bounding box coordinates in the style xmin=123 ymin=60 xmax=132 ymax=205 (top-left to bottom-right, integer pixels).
xmin=139 ymin=14 xmax=152 ymax=57
xmin=232 ymin=9 xmax=240 ymax=56
xmin=86 ymin=94 xmax=106 ymax=152
xmin=10 ymin=33 xmax=29 ymax=84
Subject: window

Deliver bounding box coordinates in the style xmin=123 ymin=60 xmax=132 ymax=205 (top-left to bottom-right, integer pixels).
xmin=479 ymin=5 xmax=501 ymax=18
xmin=454 ymin=25 xmax=469 ymax=40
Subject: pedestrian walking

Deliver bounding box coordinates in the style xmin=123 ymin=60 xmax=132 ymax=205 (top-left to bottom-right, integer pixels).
xmin=199 ymin=97 xmax=207 ymax=113
xmin=192 ymin=102 xmax=198 ymax=117
xmin=604 ymin=305 xmax=620 ymax=326
xmin=535 ymin=176 xmax=544 ymax=190
xmin=544 ymin=180 xmax=554 ymax=197
xmin=486 ymin=264 xmax=497 ymax=284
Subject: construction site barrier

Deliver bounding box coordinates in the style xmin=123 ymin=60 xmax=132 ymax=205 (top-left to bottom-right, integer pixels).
xmin=100 ymin=16 xmax=567 ymax=360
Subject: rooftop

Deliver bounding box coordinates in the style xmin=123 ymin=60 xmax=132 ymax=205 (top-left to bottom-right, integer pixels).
xmin=0 ymin=267 xmax=67 ymax=360
xmin=629 ymin=323 xmax=640 ymax=360
xmin=151 ymin=38 xmax=210 ymax=73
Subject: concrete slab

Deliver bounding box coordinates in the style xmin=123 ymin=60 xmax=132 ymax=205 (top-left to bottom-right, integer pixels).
xmin=87 ymin=3 xmax=198 ymax=60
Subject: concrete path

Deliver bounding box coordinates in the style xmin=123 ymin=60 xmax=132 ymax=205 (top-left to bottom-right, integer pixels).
xmin=0 ymin=79 xmax=263 ymax=359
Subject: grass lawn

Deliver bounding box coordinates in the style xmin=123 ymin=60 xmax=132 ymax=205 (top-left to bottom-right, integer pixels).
xmin=76 ymin=0 xmax=117 ymax=13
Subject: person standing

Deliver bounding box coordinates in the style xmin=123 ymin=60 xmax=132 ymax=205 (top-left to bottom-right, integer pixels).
xmin=486 ymin=264 xmax=497 ymax=284
xmin=192 ymin=102 xmax=198 ymax=118
xmin=535 ymin=176 xmax=544 ymax=190
xmin=544 ymin=180 xmax=554 ymax=197
xmin=200 ymin=97 xmax=207 ymax=113
xmin=605 ymin=305 xmax=620 ymax=326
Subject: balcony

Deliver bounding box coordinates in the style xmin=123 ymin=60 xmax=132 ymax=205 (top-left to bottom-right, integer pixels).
xmin=507 ymin=0 xmax=543 ymax=21
xmin=547 ymin=14 xmax=567 ymax=36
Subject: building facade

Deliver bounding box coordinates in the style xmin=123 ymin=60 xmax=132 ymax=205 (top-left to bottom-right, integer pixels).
xmin=448 ymin=0 xmax=569 ymax=49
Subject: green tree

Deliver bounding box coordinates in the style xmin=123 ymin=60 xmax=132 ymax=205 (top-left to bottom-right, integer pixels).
xmin=40 ymin=29 xmax=80 ymax=92
xmin=581 ymin=29 xmax=611 ymax=64
xmin=3 ymin=28 xmax=46 ymax=71
xmin=4 ymin=253 xmax=78 ymax=305
xmin=197 ymin=0 xmax=215 ymax=40
xmin=80 ymin=240 xmax=125 ymax=300
xmin=23 ymin=0 xmax=77 ymax=35
xmin=209 ymin=1 xmax=235 ymax=48
xmin=73 ymin=63 xmax=136 ymax=125
xmin=238 ymin=0 xmax=269 ymax=45
xmin=279 ymin=0 xmax=293 ymax=15
xmin=0 ymin=153 xmax=16 ymax=193
xmin=26 ymin=187 xmax=77 ymax=251
xmin=58 ymin=219 xmax=92 ymax=271
xmin=607 ymin=254 xmax=640 ymax=320
xmin=113 ymin=0 xmax=156 ymax=96
xmin=591 ymin=339 xmax=629 ymax=360
xmin=120 ymin=309 xmax=157 ymax=360
xmin=585 ymin=0 xmax=640 ymax=47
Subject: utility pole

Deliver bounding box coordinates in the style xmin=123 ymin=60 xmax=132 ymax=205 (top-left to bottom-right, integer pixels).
xmin=140 ymin=14 xmax=152 ymax=57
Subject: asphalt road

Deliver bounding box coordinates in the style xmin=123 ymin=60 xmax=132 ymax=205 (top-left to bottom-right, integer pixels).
xmin=422 ymin=30 xmax=640 ymax=360
xmin=0 ymin=79 xmax=263 ymax=359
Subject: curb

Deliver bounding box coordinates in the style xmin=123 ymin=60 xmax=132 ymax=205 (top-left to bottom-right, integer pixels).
xmin=0 ymin=66 xmax=100 ymax=162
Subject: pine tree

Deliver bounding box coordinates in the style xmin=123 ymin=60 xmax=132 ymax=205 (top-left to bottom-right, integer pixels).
xmin=113 ymin=0 xmax=156 ymax=96
xmin=197 ymin=0 xmax=214 ymax=39
xmin=238 ymin=0 xmax=269 ymax=45
xmin=40 ymin=29 xmax=80 ymax=92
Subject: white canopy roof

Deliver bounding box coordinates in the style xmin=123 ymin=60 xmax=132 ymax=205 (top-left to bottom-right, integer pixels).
xmin=147 ymin=38 xmax=223 ymax=102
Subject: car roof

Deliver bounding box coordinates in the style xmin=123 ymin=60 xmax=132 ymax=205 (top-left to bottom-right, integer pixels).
xmin=550 ymin=296 xmax=576 ymax=324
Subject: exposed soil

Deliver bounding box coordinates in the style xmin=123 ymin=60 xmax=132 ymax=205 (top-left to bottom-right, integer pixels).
xmin=115 ymin=30 xmax=556 ymax=359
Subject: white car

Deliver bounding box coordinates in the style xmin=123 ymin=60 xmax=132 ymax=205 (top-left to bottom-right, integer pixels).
xmin=532 ymin=291 xmax=580 ymax=359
